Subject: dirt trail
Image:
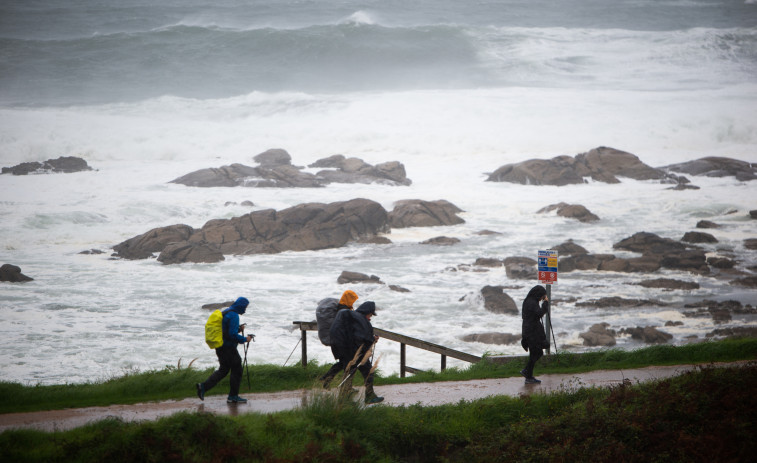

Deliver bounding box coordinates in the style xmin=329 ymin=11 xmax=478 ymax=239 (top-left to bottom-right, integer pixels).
xmin=0 ymin=363 xmax=738 ymax=433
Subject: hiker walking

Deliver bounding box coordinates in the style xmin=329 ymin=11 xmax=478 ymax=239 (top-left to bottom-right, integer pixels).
xmin=520 ymin=285 xmax=550 ymax=384
xmin=329 ymin=301 xmax=384 ymax=404
xmin=318 ymin=290 xmax=359 ymax=387
xmin=196 ymin=297 xmax=254 ymax=403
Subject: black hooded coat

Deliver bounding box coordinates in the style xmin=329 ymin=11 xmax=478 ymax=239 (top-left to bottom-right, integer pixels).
xmin=521 ymin=285 xmax=549 ymax=351
xmin=328 ymin=301 xmax=376 ymax=361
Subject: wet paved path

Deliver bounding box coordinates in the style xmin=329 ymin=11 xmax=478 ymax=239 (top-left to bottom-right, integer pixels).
xmin=0 ymin=362 xmax=741 ymax=432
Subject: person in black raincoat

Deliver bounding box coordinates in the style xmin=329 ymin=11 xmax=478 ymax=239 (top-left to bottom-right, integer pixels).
xmin=520 ymin=285 xmax=549 ymax=384
xmin=328 ymin=301 xmax=384 ymax=404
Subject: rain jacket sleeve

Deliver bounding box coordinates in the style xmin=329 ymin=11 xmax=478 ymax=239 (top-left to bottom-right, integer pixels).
xmin=349 ymin=311 xmax=375 ymax=352
xmin=223 ymin=311 xmax=247 ymax=345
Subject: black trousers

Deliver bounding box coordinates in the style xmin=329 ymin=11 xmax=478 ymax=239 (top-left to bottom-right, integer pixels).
xmin=321 ymin=345 xmax=373 ymax=388
xmin=203 ymin=344 xmax=243 ymax=397
xmin=524 ymin=347 xmax=544 ymax=378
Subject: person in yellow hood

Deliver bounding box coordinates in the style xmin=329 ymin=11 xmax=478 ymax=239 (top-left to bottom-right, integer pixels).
xmin=319 ymin=289 xmax=358 ymax=387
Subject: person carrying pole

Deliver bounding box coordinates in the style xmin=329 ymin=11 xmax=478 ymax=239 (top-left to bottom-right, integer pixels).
xmin=329 ymin=301 xmax=384 ymax=404
xmin=196 ymin=297 xmax=255 ymax=403
xmin=318 ymin=289 xmax=359 ymax=387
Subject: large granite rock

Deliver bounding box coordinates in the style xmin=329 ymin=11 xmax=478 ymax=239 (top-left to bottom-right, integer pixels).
xmin=113 ymin=198 xmax=390 ymax=263
xmin=621 ymin=326 xmax=673 ymax=344
xmin=170 ymin=149 xmax=411 ymax=188
xmin=661 ymin=157 xmax=756 ymax=181
xmin=337 ymin=271 xmax=384 ymax=285
xmin=480 ymin=285 xmax=518 ymax=314
xmin=486 ymin=146 xmax=665 ymax=185
xmin=388 ymin=199 xmax=465 ymax=228
xmin=2 ymin=156 xmax=93 ymax=175
xmin=579 ymin=323 xmax=617 ymax=347
xmin=310 ymin=155 xmax=412 ymax=186
xmin=537 ymin=203 xmax=599 ymax=223
xmin=0 ymin=264 xmax=33 ymax=282
xmin=461 ymin=332 xmax=521 ymax=345
xmin=614 ymin=232 xmax=709 ymax=274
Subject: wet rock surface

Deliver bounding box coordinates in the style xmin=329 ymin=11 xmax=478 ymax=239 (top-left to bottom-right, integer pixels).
xmin=486 ymin=146 xmax=667 ymax=185
xmin=1 ymin=156 xmax=93 ymax=175
xmin=169 ymin=149 xmax=412 ymax=188
xmin=0 ymin=263 xmax=33 ymax=282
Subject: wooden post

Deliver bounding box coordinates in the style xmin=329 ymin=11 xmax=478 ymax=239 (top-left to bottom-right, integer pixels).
xmin=301 ymin=327 xmax=308 ymax=367
xmin=400 ymin=343 xmax=406 ymax=378
xmin=441 ymin=354 xmax=447 ymax=371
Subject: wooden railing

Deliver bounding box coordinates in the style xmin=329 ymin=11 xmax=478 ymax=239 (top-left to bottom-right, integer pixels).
xmin=292 ymin=321 xmax=482 ymax=378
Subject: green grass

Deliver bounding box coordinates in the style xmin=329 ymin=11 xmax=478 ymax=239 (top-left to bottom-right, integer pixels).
xmin=1 ymin=338 xmax=756 ymax=414
xmin=2 ymin=362 xmax=755 ymax=462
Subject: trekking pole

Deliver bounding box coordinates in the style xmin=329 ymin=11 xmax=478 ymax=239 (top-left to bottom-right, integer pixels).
xmin=283 ymin=338 xmax=301 ymax=367
xmin=243 ymin=334 xmax=254 ymax=391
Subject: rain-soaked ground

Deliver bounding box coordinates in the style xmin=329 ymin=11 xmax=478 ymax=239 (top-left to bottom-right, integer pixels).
xmin=0 ymin=362 xmax=744 ymax=433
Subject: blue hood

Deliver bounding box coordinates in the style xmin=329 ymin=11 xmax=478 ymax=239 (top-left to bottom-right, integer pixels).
xmin=227 ymin=297 xmax=249 ymax=315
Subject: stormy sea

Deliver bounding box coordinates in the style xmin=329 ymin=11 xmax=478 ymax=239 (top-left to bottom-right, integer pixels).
xmin=1 ymin=0 xmax=756 ymax=385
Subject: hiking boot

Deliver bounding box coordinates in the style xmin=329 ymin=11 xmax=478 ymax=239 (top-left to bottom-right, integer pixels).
xmin=196 ymin=383 xmax=205 ymax=401
xmin=365 ymin=393 xmax=384 ymax=404
xmin=520 ymin=369 xmax=528 ymax=378
xmin=525 ymin=377 xmax=541 ymax=384
xmin=227 ymin=395 xmax=248 ymax=404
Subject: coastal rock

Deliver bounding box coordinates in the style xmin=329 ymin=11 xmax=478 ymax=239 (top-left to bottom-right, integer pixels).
xmin=681 ymin=231 xmax=717 ymax=244
xmin=312 ymin=155 xmax=412 ymax=186
xmin=474 ymin=257 xmax=506 ymax=268
xmin=635 ymin=278 xmax=700 ymax=290
xmin=730 ymin=276 xmax=757 ymax=288
xmin=661 ymin=156 xmax=757 ymax=181
xmin=388 ymin=199 xmax=465 ymax=228
xmin=576 ymin=297 xmax=667 ymax=309
xmin=420 ymin=236 xmax=460 ymax=246
xmin=744 ymin=239 xmax=757 ymax=250
xmin=0 ymin=264 xmax=33 ymax=282
xmin=389 ymin=285 xmax=410 ymax=293
xmin=113 ymin=224 xmax=194 ymax=260
xmin=157 ymin=241 xmax=225 ymax=265
xmin=1 ymin=156 xmax=93 ymax=175
xmin=550 ymin=240 xmax=589 ymax=256
xmin=750 ymin=210 xmax=757 ymax=219
xmin=461 ymin=332 xmax=521 ymax=345
xmin=504 ymin=257 xmax=537 ymax=280
xmin=621 ymin=326 xmax=673 ymax=344
xmin=113 ymin=199 xmax=390 ymax=263
xmin=706 ymin=256 xmax=735 ymax=269
xmin=253 ymin=148 xmax=292 ymax=167
xmin=559 ymin=253 xmax=616 ymax=272
xmin=170 ymin=162 xmax=323 ymax=188
xmin=706 ymin=327 xmax=757 ymax=339
xmin=480 ymin=285 xmax=518 ymax=315
xmin=683 ymin=300 xmax=757 ymax=319
xmin=202 ymin=301 xmax=235 ymax=310
xmin=170 ymin=149 xmax=411 ymax=188
xmin=486 ymin=146 xmax=665 ymax=185
xmin=613 ymin=231 xmax=709 ymax=274
xmin=337 ymin=271 xmax=383 ymax=285
xmin=537 ymin=203 xmax=599 ymax=223
xmin=696 ymin=220 xmax=720 ymax=229
xmin=579 ymin=323 xmax=617 ymax=347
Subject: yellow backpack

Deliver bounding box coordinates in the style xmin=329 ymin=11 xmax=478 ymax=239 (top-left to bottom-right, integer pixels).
xmin=205 ymin=309 xmax=225 ymax=349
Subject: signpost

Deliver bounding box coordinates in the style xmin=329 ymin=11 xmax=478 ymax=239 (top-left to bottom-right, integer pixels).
xmin=538 ymin=250 xmax=558 ymax=354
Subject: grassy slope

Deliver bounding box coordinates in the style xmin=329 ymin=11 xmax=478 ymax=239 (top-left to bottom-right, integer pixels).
xmin=1 ymin=359 xmax=755 ymax=462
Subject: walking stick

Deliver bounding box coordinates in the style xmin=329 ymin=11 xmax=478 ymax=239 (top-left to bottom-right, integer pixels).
xmin=243 ymin=334 xmax=254 ymax=391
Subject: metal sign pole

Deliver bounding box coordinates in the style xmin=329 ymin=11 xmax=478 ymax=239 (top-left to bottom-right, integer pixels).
xmin=545 ymin=284 xmax=552 ymax=355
